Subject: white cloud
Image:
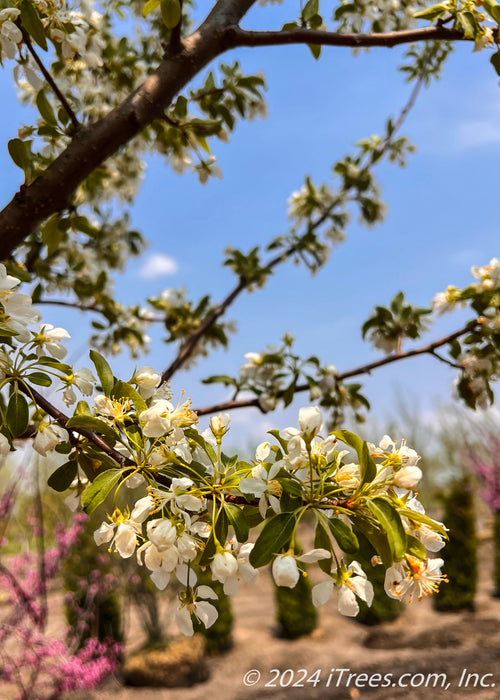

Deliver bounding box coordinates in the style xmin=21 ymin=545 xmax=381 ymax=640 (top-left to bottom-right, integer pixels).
xmin=456 ymin=117 xmax=500 ymax=149
xmin=139 ymin=253 xmax=178 ymax=278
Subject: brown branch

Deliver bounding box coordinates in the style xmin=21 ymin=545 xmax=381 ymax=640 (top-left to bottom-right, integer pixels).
xmin=193 ymin=320 xmax=478 ymax=416
xmin=35 ymin=298 xmax=164 ymax=323
xmin=0 ymin=5 xmax=469 ymax=259
xmin=20 ymin=26 xmax=80 ymax=131
xmin=17 ymin=382 xmax=133 ymax=469
xmin=0 ymin=0 xmax=257 ymax=259
xmin=226 ymin=25 xmax=466 ymax=50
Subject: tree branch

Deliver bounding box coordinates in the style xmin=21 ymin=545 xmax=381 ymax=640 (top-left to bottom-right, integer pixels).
xmin=35 ymin=298 xmax=164 ymax=323
xmin=193 ymin=320 xmax=477 ymax=416
xmin=0 ymin=13 xmax=234 ymax=258
xmin=0 ymin=7 xmax=469 ymax=260
xmin=226 ymin=25 xmax=466 ymax=50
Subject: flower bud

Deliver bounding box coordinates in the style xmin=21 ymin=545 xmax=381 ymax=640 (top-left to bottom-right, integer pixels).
xmin=298 ymin=406 xmax=323 ymax=441
xmin=209 ymin=413 xmax=230 ymax=439
xmin=272 ymin=555 xmax=300 ymax=588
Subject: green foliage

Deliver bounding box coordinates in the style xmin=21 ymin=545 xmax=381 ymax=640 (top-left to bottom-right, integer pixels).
xmin=274 ymin=568 xmax=317 ymax=639
xmin=433 ymin=480 xmax=478 ymax=612
xmin=362 ymin=291 xmax=432 ymax=354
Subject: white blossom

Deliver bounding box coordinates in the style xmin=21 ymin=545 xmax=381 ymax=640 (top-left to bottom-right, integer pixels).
xmin=33 ymin=423 xmax=69 ymax=456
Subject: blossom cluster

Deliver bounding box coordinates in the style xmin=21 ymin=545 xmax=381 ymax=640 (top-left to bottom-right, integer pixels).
xmin=81 ymin=398 xmax=448 ymax=634
xmin=433 ymin=258 xmax=500 ymax=409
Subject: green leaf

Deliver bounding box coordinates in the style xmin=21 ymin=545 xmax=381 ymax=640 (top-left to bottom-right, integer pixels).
xmin=282 ymin=379 xmax=296 ymax=407
xmin=367 ymin=497 xmax=407 ymax=561
xmin=399 ymin=507 xmax=448 ymax=538
xmin=201 ymin=374 xmax=236 ymax=386
xmin=326 ymin=516 xmax=359 ymax=554
xmin=142 ymin=0 xmax=160 ymax=16
xmin=160 ymin=0 xmax=181 ymax=28
xmin=47 ymin=460 xmax=78 ymax=492
xmin=308 ymin=43 xmax=322 ymax=60
xmin=457 ymin=11 xmax=477 ymax=39
xmin=267 ymin=428 xmax=289 ymax=454
xmin=352 ymin=517 xmax=393 ymax=568
xmin=0 ymin=323 xmax=19 ymax=337
xmin=7 ymin=138 xmax=31 ymax=173
xmin=314 ymin=519 xmax=333 ymax=574
xmin=333 ymin=430 xmax=376 ymax=485
xmin=276 ymin=477 xmax=303 ymax=498
xmin=406 ymin=534 xmax=427 ymax=560
xmin=302 ymin=0 xmax=319 ymax=21
xmin=413 ymin=2 xmax=449 ymax=20
xmin=184 ymin=427 xmax=216 ymax=465
xmin=491 ymin=51 xmax=500 ymax=77
xmin=224 ymin=502 xmax=249 ymax=542
xmin=6 ymin=392 xmax=29 ymax=438
xmin=249 ymin=512 xmax=297 ymax=568
xmin=81 ymin=469 xmax=121 ymax=513
xmin=36 ymin=91 xmax=57 ymax=126
xmin=27 ymin=372 xmax=52 ymax=387
xmin=112 ymin=380 xmax=147 ymax=414
xmin=75 ymin=400 xmax=92 ymax=416
xmin=89 ymin=349 xmax=114 ymax=395
xmin=66 ymin=415 xmax=119 ymax=441
xmin=37 ymin=357 xmax=73 ymax=373
xmin=41 ymin=217 xmax=65 ymax=257
xmin=483 ymin=0 xmax=500 ymax=24
xmin=20 ymin=0 xmax=48 ymax=50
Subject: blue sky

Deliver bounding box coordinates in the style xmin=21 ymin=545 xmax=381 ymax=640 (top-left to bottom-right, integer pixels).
xmin=1 ymin=3 xmax=499 ymax=443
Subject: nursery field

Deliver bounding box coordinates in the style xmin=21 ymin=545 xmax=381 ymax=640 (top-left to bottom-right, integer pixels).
xmin=55 ymin=536 xmax=500 ymax=700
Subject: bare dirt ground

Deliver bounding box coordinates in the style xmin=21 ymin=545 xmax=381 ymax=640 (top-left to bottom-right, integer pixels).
xmin=65 ymin=539 xmax=500 ymax=700
xmin=3 ymin=539 xmax=499 ymax=700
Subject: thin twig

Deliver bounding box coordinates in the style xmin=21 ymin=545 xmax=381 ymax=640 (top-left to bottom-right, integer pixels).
xmin=193 ymin=321 xmax=476 ymax=416
xmin=0 ymin=561 xmax=42 ymax=627
xmin=35 ymin=298 xmax=163 ymax=323
xmin=20 ymin=26 xmax=80 ymax=130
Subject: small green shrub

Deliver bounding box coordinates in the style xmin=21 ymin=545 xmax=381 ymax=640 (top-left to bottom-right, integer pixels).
xmin=433 ymin=480 xmax=477 ymax=612
xmin=274 ymin=568 xmax=317 ymax=639
xmin=352 ymin=532 xmax=403 ymax=625
xmin=197 ymin=570 xmax=234 ymax=654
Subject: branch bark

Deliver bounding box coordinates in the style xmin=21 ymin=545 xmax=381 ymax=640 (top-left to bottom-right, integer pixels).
xmin=193 ymin=320 xmax=478 ymax=416
xmin=226 ymin=25 xmax=466 ymax=50
xmin=18 ymin=382 xmax=132 ymax=469
xmin=0 ymin=2 xmax=257 ymax=259
xmin=0 ymin=7 xmax=467 ymax=259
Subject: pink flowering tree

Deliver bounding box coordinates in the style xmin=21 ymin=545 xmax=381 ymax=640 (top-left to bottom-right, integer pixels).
xmin=0 ymin=477 xmax=121 ymax=698
xmin=0 ymin=1 xmax=500 ymax=691
xmin=461 ymin=426 xmax=500 ymax=597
